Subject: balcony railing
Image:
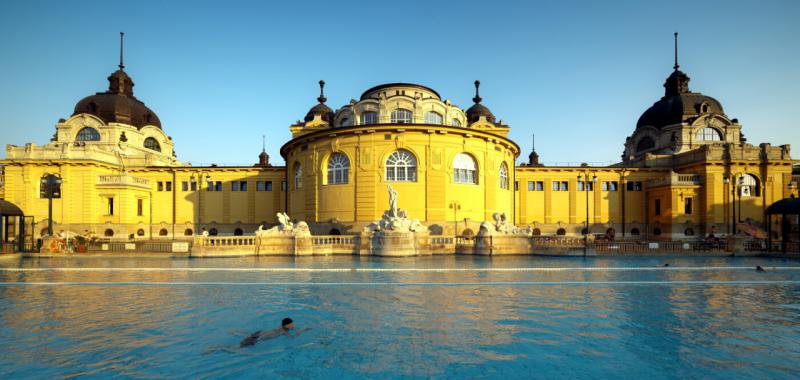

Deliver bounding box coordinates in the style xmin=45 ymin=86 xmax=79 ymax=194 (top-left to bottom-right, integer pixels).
xmin=647 ymin=173 xmax=702 ymax=188
xmin=97 ymin=174 xmax=151 ymax=189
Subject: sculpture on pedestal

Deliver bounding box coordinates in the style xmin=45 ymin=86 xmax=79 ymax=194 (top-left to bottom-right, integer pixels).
xmin=365 ymin=185 xmax=426 ymax=232
xmin=257 ymin=212 xmax=311 ymax=237
xmin=478 ymin=212 xmax=532 ymax=236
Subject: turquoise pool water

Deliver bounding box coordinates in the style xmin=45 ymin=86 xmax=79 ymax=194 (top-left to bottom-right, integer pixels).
xmin=1 ymin=256 xmax=800 ymax=379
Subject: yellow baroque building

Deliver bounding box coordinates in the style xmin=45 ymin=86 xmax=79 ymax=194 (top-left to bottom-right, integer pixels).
xmin=1 ymin=55 xmax=798 ymax=245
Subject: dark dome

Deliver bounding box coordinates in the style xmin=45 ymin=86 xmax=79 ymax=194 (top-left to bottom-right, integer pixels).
xmin=466 ymin=80 xmax=496 ymax=124
xmin=636 ymin=69 xmax=724 ymax=130
xmin=466 ymin=103 xmax=496 ymax=124
xmin=72 ymin=69 xmax=161 ymax=129
xmin=304 ymin=103 xmax=334 ymax=123
xmin=304 ymin=80 xmax=334 ymax=123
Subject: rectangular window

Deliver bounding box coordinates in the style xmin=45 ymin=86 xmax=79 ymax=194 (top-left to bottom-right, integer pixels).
xmin=239 ymin=181 xmax=247 ymax=191
xmin=232 ymin=181 xmax=240 ymax=191
xmin=578 ymin=181 xmax=593 ymax=191
xmin=265 ymin=181 xmax=272 ymax=191
xmin=166 ymin=181 xmax=172 ymax=192
xmin=655 ymin=198 xmax=661 ymax=216
xmin=528 ymin=181 xmax=535 ymax=191
xmin=685 ymin=197 xmax=693 ymax=215
xmin=137 ymin=199 xmax=143 ymax=216
xmin=207 ymin=181 xmax=213 ymax=191
xmin=39 ymin=176 xmax=62 ymax=198
xmin=552 ymin=181 xmax=560 ymax=191
xmin=190 ymin=181 xmax=197 ymax=191
xmin=157 ymin=181 xmax=163 ymax=191
xmin=602 ymin=181 xmax=609 ymax=191
xmin=535 ymin=181 xmax=543 ymax=191
xmin=281 ymin=181 xmax=287 ymax=191
xmin=215 ymin=181 xmax=222 ymax=192
xmin=257 ymin=181 xmax=265 ymax=191
xmin=609 ymin=181 xmax=618 ymax=191
xmin=107 ymin=197 xmax=114 ymax=215
xmin=561 ymin=181 xmax=568 ymax=191
xmin=182 ymin=181 xmax=189 ymax=192
xmin=626 ymin=181 xmax=643 ymax=191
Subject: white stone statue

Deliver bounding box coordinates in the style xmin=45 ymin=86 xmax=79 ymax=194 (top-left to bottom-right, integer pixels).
xmin=388 ymin=185 xmax=398 ymax=218
xmin=256 ymin=212 xmax=310 ymax=237
xmin=479 ymin=212 xmax=532 ymax=236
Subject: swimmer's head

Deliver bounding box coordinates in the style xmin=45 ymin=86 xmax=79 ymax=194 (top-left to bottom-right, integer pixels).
xmin=282 ymin=318 xmax=294 ymax=330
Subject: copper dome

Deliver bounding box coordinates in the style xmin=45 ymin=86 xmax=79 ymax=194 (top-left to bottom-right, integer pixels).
xmin=72 ymin=69 xmax=161 ymax=129
xmin=636 ymin=69 xmax=724 ymax=130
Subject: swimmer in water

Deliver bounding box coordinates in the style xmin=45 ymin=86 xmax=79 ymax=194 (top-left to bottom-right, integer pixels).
xmin=756 ymin=265 xmax=765 ymax=272
xmin=240 ymin=318 xmax=306 ymax=347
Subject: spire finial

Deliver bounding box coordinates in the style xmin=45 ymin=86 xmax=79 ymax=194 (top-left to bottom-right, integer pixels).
xmin=262 ymin=134 xmax=266 ymax=152
xmin=473 ymin=80 xmax=482 ymax=104
xmin=119 ymin=32 xmax=125 ymax=70
xmin=317 ymin=80 xmax=327 ymax=103
xmin=532 ymin=133 xmax=535 ymax=151
xmin=673 ymin=32 xmax=679 ymax=70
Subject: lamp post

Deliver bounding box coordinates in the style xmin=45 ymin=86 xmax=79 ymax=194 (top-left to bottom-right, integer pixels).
xmin=578 ymin=171 xmax=597 ymax=257
xmin=449 ymin=201 xmax=461 ymax=236
xmin=737 ymin=176 xmax=744 ymax=224
xmin=41 ymin=174 xmax=61 ymax=236
xmin=723 ymin=176 xmax=731 ymax=234
xmin=189 ymin=172 xmax=211 ymax=235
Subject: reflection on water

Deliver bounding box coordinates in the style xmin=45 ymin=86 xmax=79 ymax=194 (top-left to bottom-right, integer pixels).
xmin=1 ymin=256 xmax=800 ymax=378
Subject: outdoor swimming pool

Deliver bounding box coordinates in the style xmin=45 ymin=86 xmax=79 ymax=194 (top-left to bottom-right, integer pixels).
xmin=1 ymin=255 xmax=800 ymax=379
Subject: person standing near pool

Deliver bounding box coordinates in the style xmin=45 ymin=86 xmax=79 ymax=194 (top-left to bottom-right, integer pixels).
xmin=240 ymin=318 xmax=306 ymax=347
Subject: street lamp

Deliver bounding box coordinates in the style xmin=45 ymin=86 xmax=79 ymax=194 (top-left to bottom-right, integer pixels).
xmin=449 ymin=201 xmax=461 ymax=236
xmin=40 ymin=174 xmax=61 ymax=236
xmin=189 ymin=172 xmax=211 ymax=235
xmin=723 ymin=176 xmax=731 ymax=234
xmin=577 ymin=171 xmax=597 ymax=257
xmin=737 ymin=176 xmax=744 ymax=224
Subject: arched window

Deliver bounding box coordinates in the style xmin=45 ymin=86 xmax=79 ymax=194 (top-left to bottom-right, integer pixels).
xmin=339 ymin=117 xmax=351 ymax=127
xmin=425 ymin=111 xmax=443 ymax=124
xmin=159 ymin=228 xmax=168 ymax=236
xmin=532 ymin=228 xmax=541 ymax=236
xmin=696 ymin=127 xmax=722 ymax=141
xmin=294 ymin=162 xmax=302 ymax=189
xmin=636 ymin=136 xmax=655 ymax=152
xmin=209 ymin=228 xmax=218 ymax=236
xmin=556 ymin=228 xmax=566 ymax=236
xmin=739 ymin=174 xmax=760 ymax=197
xmin=453 ymin=153 xmax=477 ymax=184
xmin=327 ymin=153 xmax=350 ymax=185
xmin=234 ymin=228 xmax=243 ymax=236
xmin=137 ymin=229 xmax=145 ymax=236
xmin=451 ymin=119 xmax=462 ymax=127
xmin=385 ymin=149 xmax=417 ymax=182
xmin=653 ymin=228 xmax=662 ymax=236
xmin=498 ymin=162 xmax=509 ymax=189
xmin=76 ymin=127 xmax=101 ymax=141
xmin=144 ymin=137 xmax=161 ymax=152
xmin=390 ymin=109 xmax=413 ymax=124
xmin=360 ymin=111 xmax=377 ymax=125
xmin=684 ymin=228 xmax=695 ymax=236
xmin=630 ymin=228 xmax=640 ymax=236
xmin=104 ymin=229 xmax=114 ymax=237
xmin=184 ymin=228 xmax=193 ymax=236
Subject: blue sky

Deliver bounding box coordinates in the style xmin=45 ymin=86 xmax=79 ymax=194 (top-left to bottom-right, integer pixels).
xmin=1 ymin=0 xmax=797 ymax=166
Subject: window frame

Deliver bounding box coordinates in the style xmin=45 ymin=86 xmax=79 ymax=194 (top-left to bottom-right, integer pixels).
xmin=453 ymin=153 xmax=478 ymax=185
xmin=76 ymin=127 xmax=101 ymax=142
xmin=327 ymin=153 xmax=350 ymax=185
xmin=390 ymin=109 xmax=413 ymax=124
xmin=385 ymin=149 xmax=418 ymax=182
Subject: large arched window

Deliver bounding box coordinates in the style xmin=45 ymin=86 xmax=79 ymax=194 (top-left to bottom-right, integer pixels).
xmin=453 ymin=153 xmax=478 ymax=184
xmin=451 ymin=118 xmax=462 ymax=127
xmin=293 ymin=162 xmax=302 ymax=189
xmin=425 ymin=111 xmax=443 ymax=124
xmin=390 ymin=109 xmax=413 ymax=124
xmin=498 ymin=162 xmax=509 ymax=189
xmin=696 ymin=127 xmax=722 ymax=141
xmin=636 ymin=136 xmax=655 ymax=152
xmin=327 ymin=153 xmax=350 ymax=185
xmin=739 ymin=173 xmax=760 ymax=197
xmin=385 ymin=149 xmax=417 ymax=182
xmin=360 ymin=111 xmax=377 ymax=125
xmin=144 ymin=137 xmax=161 ymax=152
xmin=76 ymin=127 xmax=101 ymax=141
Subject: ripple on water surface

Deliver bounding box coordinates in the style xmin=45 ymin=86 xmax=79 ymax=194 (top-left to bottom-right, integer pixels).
xmin=1 ymin=256 xmax=800 ymax=379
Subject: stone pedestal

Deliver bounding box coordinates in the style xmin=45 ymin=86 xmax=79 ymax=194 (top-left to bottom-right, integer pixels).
xmin=293 ymin=235 xmax=313 ymax=256
xmin=371 ymin=230 xmax=429 ymax=256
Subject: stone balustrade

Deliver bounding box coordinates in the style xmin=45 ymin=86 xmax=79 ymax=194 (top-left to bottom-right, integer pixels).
xmin=97 ymin=174 xmax=151 ymax=189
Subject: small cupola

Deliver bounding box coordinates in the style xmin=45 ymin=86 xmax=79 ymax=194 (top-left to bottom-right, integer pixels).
xmin=304 ymin=80 xmax=334 ymax=123
xmin=465 ymin=80 xmax=496 ymax=124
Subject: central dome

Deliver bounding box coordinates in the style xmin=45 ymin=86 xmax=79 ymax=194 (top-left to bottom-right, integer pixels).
xmin=636 ymin=69 xmax=724 ymax=130
xmin=72 ymin=68 xmax=161 ymax=129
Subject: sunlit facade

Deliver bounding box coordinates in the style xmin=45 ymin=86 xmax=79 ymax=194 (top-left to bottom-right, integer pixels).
xmin=1 ymin=55 xmax=797 ymax=242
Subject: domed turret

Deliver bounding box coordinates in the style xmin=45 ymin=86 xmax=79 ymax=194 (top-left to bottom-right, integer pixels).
xmin=71 ymin=33 xmax=161 ymax=129
xmin=636 ymin=33 xmax=725 ymax=130
xmin=466 ymin=80 xmax=496 ymax=124
xmin=304 ymin=80 xmax=334 ymax=123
